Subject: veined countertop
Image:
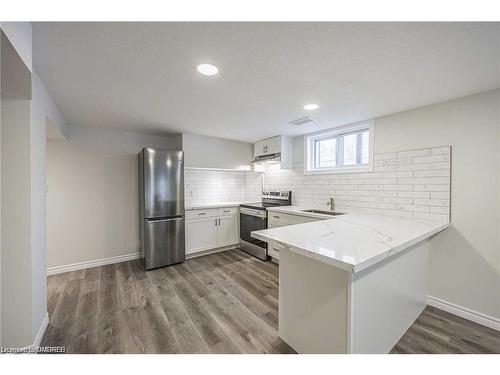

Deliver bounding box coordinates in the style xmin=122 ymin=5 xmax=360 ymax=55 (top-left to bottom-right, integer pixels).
xmin=252 ymin=213 xmax=449 ymax=273
xmin=185 ymin=201 xmax=253 ymax=210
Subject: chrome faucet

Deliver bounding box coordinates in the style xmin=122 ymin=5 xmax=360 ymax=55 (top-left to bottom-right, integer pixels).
xmin=326 ymin=196 xmax=335 ymax=211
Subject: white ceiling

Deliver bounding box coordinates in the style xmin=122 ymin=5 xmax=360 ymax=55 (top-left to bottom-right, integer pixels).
xmin=32 ymin=22 xmax=500 ymax=143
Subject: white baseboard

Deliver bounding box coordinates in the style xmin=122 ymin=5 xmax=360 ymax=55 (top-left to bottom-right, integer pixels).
xmin=33 ymin=313 xmax=49 ymax=347
xmin=47 ymin=252 xmax=142 ymax=275
xmin=427 ymin=295 xmax=500 ymax=332
xmin=46 ymin=246 xmax=241 ymax=276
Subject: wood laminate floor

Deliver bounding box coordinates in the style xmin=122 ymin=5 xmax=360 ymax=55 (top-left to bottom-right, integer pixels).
xmin=41 ymin=249 xmax=500 ymax=354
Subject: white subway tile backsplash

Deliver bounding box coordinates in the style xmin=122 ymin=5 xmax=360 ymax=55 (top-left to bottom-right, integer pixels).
xmin=397 ymin=157 xmax=414 ymax=165
xmin=398 ymin=177 xmax=431 ymax=185
xmin=398 ymin=191 xmax=430 ymax=198
xmin=264 ymin=146 xmax=451 ymax=222
xmin=413 ymin=198 xmax=449 ymax=207
xmin=431 ymin=191 xmax=450 ymax=199
xmin=431 ymin=146 xmax=451 ymax=155
xmin=430 ymin=177 xmax=451 ymax=184
xmin=185 ymin=169 xmax=263 ymax=207
xmin=431 ymin=206 xmax=450 ymax=214
xmin=431 ymin=161 xmax=451 ymax=170
xmin=412 ymin=212 xmax=450 ymax=221
xmin=414 ymin=154 xmax=451 ymax=164
xmin=374 ymin=152 xmax=397 ymax=160
xmin=397 ymin=149 xmax=430 ymax=158
xmin=413 ymin=163 xmax=431 ymax=171
xmin=359 ymin=207 xmax=383 ymax=215
xmin=412 ymin=205 xmax=431 ymax=213
xmin=414 ymin=169 xmax=450 ymax=177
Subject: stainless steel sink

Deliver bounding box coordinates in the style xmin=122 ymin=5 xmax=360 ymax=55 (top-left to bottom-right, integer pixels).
xmin=301 ymin=209 xmax=345 ymax=216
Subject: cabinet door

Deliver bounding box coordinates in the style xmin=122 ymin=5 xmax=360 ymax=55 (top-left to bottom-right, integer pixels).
xmin=269 ymin=212 xmax=320 ymax=228
xmin=217 ymin=215 xmax=238 ymax=247
xmin=265 ymin=136 xmax=282 ymax=155
xmin=254 ymin=139 xmax=266 ymax=157
xmin=185 ymin=217 xmax=218 ymax=255
xmin=268 ymin=241 xmax=280 ymax=260
xmin=268 ymin=212 xmax=288 ymax=228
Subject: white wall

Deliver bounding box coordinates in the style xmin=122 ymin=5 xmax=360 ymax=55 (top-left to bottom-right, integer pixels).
xmin=1 ymin=22 xmax=39 ymax=348
xmin=46 ymin=125 xmax=181 ymax=269
xmin=281 ymin=90 xmax=500 ymax=321
xmin=182 ymin=132 xmax=254 ymax=170
xmin=30 ymin=71 xmax=68 ymax=343
xmin=1 ymin=69 xmax=65 ymax=347
xmin=0 ymin=31 xmax=2 ymax=344
xmin=375 ymin=89 xmax=499 ymax=321
xmin=32 ymin=72 xmax=67 ymax=139
xmin=0 ymin=22 xmax=32 ymax=72
xmin=47 ymin=129 xmax=256 ymax=269
xmin=1 ymin=100 xmax=33 ymax=347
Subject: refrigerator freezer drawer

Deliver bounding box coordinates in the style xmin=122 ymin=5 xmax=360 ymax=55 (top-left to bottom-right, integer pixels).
xmin=144 ymin=217 xmax=185 ymax=270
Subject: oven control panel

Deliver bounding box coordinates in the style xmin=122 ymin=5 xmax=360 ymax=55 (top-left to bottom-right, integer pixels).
xmin=262 ymin=191 xmax=290 ymax=200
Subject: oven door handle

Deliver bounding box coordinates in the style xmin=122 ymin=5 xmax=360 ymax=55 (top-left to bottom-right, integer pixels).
xmin=240 ymin=207 xmax=266 ymax=218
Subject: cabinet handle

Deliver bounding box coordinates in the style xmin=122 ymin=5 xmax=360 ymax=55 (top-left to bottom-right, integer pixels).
xmin=198 ymin=212 xmax=206 ymax=215
xmin=273 ymin=215 xmax=280 ymax=219
xmin=223 ymin=210 xmax=230 ymax=213
xmin=215 ymin=218 xmax=218 ymax=226
xmin=218 ymin=218 xmax=221 ymax=226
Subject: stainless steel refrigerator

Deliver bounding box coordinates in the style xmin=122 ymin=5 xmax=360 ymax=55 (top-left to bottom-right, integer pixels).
xmin=138 ymin=148 xmax=185 ymax=270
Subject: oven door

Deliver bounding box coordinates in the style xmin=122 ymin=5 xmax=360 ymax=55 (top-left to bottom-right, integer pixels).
xmin=239 ymin=207 xmax=267 ymax=248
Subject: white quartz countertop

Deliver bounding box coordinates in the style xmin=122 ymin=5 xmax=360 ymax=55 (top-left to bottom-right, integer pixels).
xmin=252 ymin=213 xmax=449 ymax=273
xmin=185 ymin=201 xmax=251 ymax=210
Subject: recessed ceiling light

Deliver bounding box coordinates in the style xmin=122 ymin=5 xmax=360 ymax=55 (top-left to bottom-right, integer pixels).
xmin=197 ymin=63 xmax=219 ymax=76
xmin=303 ymin=103 xmax=319 ymax=110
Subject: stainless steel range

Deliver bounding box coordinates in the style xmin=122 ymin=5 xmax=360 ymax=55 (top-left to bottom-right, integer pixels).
xmin=239 ymin=191 xmax=292 ymax=260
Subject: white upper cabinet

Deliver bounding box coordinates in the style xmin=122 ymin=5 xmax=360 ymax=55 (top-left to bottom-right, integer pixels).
xmin=254 ymin=136 xmax=282 ymax=156
xmin=253 ymin=135 xmax=293 ymax=170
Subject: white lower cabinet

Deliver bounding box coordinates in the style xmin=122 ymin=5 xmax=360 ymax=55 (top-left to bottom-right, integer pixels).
xmin=185 ymin=208 xmax=239 ymax=256
xmin=217 ymin=215 xmax=238 ymax=247
xmin=268 ymin=212 xmax=323 ymax=260
xmin=185 ymin=217 xmax=218 ymax=255
xmin=268 ymin=241 xmax=281 ymax=259
xmin=269 ymin=212 xmax=319 ymax=228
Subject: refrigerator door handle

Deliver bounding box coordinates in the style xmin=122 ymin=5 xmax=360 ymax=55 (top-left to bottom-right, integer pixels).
xmin=147 ymin=215 xmax=183 ymax=223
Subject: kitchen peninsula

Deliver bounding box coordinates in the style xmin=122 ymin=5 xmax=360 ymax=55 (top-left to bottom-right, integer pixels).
xmin=252 ymin=212 xmax=449 ymax=353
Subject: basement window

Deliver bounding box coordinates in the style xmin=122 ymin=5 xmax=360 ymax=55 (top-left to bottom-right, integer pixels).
xmin=305 ymin=121 xmax=374 ymax=173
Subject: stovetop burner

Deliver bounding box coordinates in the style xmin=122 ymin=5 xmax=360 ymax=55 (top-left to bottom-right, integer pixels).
xmin=239 ymin=191 xmax=292 ymax=211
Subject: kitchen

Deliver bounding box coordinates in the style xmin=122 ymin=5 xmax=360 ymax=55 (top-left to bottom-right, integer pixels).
xmin=0 ymin=16 xmax=499 ymax=371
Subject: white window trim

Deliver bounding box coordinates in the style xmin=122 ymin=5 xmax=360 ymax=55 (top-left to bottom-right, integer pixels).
xmin=303 ymin=120 xmax=374 ymax=174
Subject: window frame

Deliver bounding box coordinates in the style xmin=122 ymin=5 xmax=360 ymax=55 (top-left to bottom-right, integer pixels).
xmin=304 ymin=120 xmax=374 ymax=174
